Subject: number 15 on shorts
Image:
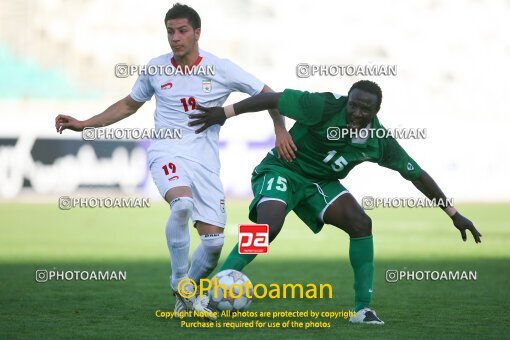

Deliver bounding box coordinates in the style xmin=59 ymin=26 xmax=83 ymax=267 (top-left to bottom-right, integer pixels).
xmin=238 ymin=224 xmax=269 ymax=254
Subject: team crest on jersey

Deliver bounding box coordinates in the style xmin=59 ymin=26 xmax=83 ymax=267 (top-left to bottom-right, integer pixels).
xmin=407 ymin=162 xmax=414 ymax=171
xmin=202 ymin=80 xmax=212 ymax=93
xmin=220 ymin=199 xmax=225 ymax=213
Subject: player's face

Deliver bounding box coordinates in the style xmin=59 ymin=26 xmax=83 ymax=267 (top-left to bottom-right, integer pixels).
xmin=166 ymin=18 xmax=200 ymax=58
xmin=346 ymin=89 xmax=380 ymax=131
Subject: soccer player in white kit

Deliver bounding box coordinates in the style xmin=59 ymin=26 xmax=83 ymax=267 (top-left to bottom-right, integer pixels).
xmin=54 ymin=3 xmax=296 ymax=315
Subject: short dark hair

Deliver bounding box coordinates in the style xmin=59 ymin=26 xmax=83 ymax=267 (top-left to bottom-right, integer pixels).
xmin=348 ymin=80 xmax=383 ymax=108
xmin=164 ymin=3 xmax=201 ymax=29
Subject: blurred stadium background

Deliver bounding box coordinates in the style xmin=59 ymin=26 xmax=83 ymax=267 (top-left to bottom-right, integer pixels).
xmin=1 ymin=0 xmax=509 ymax=201
xmin=1 ymin=0 xmax=509 ymax=338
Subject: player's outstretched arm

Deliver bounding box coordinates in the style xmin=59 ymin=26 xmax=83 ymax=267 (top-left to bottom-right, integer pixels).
xmin=260 ymin=85 xmax=297 ymax=161
xmin=189 ymin=92 xmax=281 ymax=133
xmin=55 ymin=95 xmax=144 ymax=134
xmin=412 ymin=170 xmax=482 ymax=243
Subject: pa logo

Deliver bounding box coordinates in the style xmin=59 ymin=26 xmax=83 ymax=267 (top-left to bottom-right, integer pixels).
xmin=407 ymin=163 xmax=414 ymax=171
xmin=238 ymin=224 xmax=269 ymax=254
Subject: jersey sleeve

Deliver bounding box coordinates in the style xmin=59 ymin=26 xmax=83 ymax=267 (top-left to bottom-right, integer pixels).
xmin=277 ymin=89 xmax=332 ymax=126
xmin=377 ymin=136 xmax=422 ymax=181
xmin=222 ymin=59 xmax=264 ymax=96
xmin=129 ymin=72 xmax=154 ymax=102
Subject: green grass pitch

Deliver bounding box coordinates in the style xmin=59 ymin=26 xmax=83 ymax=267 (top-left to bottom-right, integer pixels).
xmin=1 ymin=201 xmax=508 ymax=339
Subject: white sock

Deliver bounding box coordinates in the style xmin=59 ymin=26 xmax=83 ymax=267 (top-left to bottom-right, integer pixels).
xmin=188 ymin=234 xmax=225 ymax=283
xmin=167 ymin=197 xmax=194 ymax=290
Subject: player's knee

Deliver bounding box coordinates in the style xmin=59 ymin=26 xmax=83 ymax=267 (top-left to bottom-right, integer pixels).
xmin=201 ymin=234 xmax=225 ymax=256
xmin=268 ymin=222 xmax=284 ymax=243
xmin=170 ymin=197 xmax=194 ymax=220
xmin=347 ymin=213 xmax=372 ymax=238
xmin=257 ymin=199 xmax=286 ymax=243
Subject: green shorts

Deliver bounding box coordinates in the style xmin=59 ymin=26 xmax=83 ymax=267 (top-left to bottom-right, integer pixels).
xmin=249 ymin=155 xmax=349 ymax=233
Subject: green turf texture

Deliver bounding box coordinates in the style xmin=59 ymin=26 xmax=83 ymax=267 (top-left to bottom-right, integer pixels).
xmin=1 ymin=202 xmax=508 ymax=339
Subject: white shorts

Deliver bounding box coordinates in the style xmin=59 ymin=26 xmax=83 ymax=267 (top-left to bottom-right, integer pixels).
xmin=149 ymin=153 xmax=226 ymax=228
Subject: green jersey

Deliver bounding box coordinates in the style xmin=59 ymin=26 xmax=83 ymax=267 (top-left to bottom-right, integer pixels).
xmin=264 ymin=89 xmax=422 ymax=181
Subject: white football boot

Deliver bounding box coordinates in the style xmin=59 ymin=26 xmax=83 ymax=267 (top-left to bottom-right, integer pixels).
xmin=349 ymin=307 xmax=385 ymax=325
xmin=172 ymin=287 xmax=217 ymax=321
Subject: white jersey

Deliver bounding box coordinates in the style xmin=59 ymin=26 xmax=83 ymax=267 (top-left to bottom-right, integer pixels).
xmin=130 ymin=49 xmax=264 ymax=174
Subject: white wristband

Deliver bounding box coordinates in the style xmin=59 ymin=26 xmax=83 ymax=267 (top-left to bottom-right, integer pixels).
xmin=444 ymin=206 xmax=457 ymax=217
xmin=224 ymin=105 xmax=236 ymax=118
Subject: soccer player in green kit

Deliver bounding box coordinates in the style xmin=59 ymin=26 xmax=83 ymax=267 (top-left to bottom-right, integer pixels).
xmin=189 ymin=80 xmax=482 ymax=324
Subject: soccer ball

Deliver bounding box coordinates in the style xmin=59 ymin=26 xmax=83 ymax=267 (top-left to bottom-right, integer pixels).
xmin=208 ymin=269 xmax=253 ymax=311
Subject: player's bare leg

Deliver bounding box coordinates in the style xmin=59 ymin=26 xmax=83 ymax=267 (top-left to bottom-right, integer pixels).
xmin=258 ymin=200 xmax=287 ymax=243
xmin=323 ymin=193 xmax=383 ymax=325
xmin=220 ymin=199 xmax=286 ymax=271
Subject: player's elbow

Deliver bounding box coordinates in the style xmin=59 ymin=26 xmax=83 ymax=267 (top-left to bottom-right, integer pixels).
xmin=260 ymin=85 xmax=274 ymax=93
xmin=123 ymin=95 xmax=144 ymax=115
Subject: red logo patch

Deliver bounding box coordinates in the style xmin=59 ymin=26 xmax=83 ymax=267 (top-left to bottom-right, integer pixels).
xmin=161 ymin=82 xmax=173 ymax=90
xmin=238 ymin=224 xmax=269 ymax=254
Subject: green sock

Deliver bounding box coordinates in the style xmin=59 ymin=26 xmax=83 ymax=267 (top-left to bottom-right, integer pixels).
xmin=219 ymin=243 xmax=258 ymax=271
xmin=349 ymin=235 xmax=374 ymax=311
